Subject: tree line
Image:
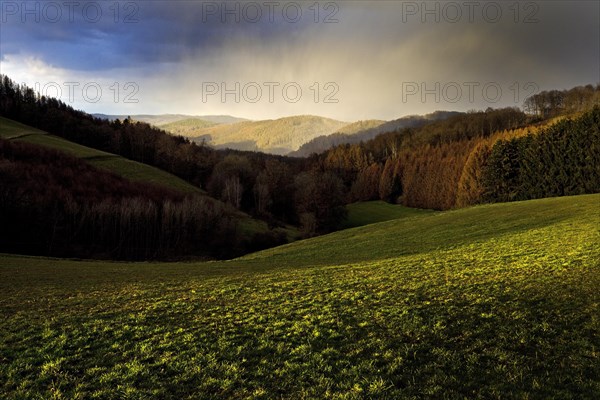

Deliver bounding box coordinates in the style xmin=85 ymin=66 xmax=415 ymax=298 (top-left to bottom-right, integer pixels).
xmin=523 ymin=85 xmax=600 ymax=118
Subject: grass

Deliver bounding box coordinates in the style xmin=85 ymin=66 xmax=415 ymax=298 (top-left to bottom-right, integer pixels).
xmin=341 ymin=201 xmax=435 ymax=229
xmin=0 ymin=117 xmax=201 ymax=194
xmin=0 ymin=118 xmax=47 ymax=139
xmin=1 ymin=194 xmax=599 ymax=398
xmin=85 ymin=157 xmax=202 ymax=194
xmin=14 ymin=134 xmax=116 ymax=159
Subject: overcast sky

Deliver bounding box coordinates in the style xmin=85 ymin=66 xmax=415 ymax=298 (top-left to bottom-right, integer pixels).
xmin=1 ymin=1 xmax=598 ymax=121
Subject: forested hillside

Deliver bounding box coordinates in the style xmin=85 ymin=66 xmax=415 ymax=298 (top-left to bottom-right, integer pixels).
xmin=188 ymin=115 xmax=349 ymax=154
xmin=482 ymin=110 xmax=600 ymax=203
xmin=291 ymin=111 xmax=461 ymax=157
xmin=314 ymin=85 xmax=600 ymax=210
xmin=158 ymin=118 xmax=218 ymax=136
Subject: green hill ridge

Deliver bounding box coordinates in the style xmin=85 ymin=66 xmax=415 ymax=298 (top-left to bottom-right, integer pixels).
xmin=0 ymin=116 xmax=200 ymax=194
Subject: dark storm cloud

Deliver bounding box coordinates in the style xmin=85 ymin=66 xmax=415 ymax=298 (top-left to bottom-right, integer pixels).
xmin=0 ymin=0 xmax=313 ymax=70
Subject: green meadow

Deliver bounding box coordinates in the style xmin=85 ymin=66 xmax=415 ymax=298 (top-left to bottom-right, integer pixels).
xmin=1 ymin=194 xmax=598 ymax=399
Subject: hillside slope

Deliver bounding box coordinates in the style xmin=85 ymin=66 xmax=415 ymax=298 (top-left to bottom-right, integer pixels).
xmin=0 ymin=116 xmax=201 ymax=194
xmin=291 ymin=111 xmax=461 ymax=157
xmin=158 ymin=118 xmax=218 ymax=136
xmin=190 ymin=115 xmax=349 ymax=154
xmin=241 ymin=193 xmax=600 ymax=266
xmin=1 ymin=194 xmax=598 ymax=398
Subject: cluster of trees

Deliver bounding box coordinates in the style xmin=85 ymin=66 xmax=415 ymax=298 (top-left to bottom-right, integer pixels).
xmin=0 ymin=138 xmax=256 ymax=260
xmin=523 ymin=85 xmax=600 ymax=118
xmin=481 ymin=107 xmax=600 ymax=202
xmin=205 ymin=154 xmax=347 ymax=234
xmin=313 ymin=107 xmax=534 ymax=209
xmin=331 ymin=138 xmax=480 ymax=209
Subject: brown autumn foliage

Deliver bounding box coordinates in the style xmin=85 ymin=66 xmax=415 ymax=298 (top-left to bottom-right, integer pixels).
xmin=455 ymin=141 xmax=493 ymax=208
xmin=350 ymin=163 xmax=382 ymax=202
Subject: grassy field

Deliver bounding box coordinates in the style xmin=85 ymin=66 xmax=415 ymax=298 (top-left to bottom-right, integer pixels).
xmin=1 ymin=194 xmax=599 ymax=399
xmin=341 ymin=201 xmax=435 ymax=229
xmin=0 ymin=117 xmax=201 ymax=194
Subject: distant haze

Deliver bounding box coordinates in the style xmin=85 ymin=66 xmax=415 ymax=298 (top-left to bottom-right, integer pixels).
xmin=93 ymin=114 xmax=247 ymax=126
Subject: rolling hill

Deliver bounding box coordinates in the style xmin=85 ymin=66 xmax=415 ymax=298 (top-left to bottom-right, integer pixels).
xmin=341 ymin=200 xmax=435 ymax=229
xmin=333 ymin=119 xmax=386 ymax=135
xmin=96 ymin=112 xmax=462 ymax=156
xmin=189 ymin=115 xmax=350 ymax=154
xmin=158 ymin=118 xmax=219 ymax=136
xmin=1 ymin=193 xmax=598 ymax=398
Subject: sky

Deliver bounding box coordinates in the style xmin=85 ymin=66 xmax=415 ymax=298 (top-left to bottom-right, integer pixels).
xmin=1 ymin=0 xmax=598 ymax=121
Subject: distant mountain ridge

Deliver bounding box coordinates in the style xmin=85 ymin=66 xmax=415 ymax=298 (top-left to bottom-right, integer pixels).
xmin=92 ymin=114 xmax=247 ymax=126
xmin=188 ymin=115 xmax=350 ymax=155
xmin=334 ymin=120 xmax=387 ymax=135
xmin=94 ymin=112 xmax=463 ymax=156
